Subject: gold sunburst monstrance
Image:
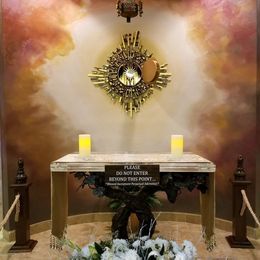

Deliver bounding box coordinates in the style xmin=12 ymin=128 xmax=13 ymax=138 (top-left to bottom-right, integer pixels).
xmin=88 ymin=31 xmax=171 ymax=117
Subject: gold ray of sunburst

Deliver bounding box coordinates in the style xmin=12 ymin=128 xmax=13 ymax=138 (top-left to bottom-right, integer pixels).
xmin=88 ymin=31 xmax=171 ymax=117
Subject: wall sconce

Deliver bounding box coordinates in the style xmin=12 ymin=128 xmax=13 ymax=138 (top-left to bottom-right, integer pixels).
xmin=116 ymin=0 xmax=143 ymax=23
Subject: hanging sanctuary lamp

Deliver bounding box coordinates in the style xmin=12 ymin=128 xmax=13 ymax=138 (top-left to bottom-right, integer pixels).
xmin=116 ymin=0 xmax=143 ymax=23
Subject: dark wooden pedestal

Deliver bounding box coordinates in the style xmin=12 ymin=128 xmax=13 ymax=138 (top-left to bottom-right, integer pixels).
xmin=9 ymin=183 xmax=38 ymax=253
xmin=226 ymin=235 xmax=254 ymax=249
xmin=225 ymin=156 xmax=254 ymax=249
xmin=226 ymin=180 xmax=254 ymax=248
xmin=225 ymin=180 xmax=254 ymax=249
xmin=9 ymin=239 xmax=38 ymax=253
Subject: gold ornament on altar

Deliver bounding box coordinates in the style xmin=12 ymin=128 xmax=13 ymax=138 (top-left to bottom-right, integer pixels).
xmin=88 ymin=31 xmax=171 ymax=117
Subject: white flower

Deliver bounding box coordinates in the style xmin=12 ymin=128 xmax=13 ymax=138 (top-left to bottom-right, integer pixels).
xmin=143 ymin=238 xmax=169 ymax=252
xmin=143 ymin=239 xmax=155 ymax=250
xmin=132 ymin=240 xmax=141 ymax=248
xmin=101 ymin=247 xmax=113 ymax=260
xmin=112 ymin=239 xmax=129 ymax=254
xmin=81 ymin=245 xmax=91 ymax=257
xmin=170 ymin=241 xmax=181 ymax=254
xmin=140 ymin=236 xmax=149 ymax=241
xmin=111 ymin=249 xmax=140 ymax=260
xmin=154 ymin=237 xmax=169 ymax=251
xmin=167 ymin=251 xmax=176 ymax=259
xmin=71 ymin=249 xmax=79 ymax=257
xmin=175 ymin=251 xmax=188 ymax=260
xmin=147 ymin=250 xmax=163 ymax=260
xmin=182 ymin=240 xmax=197 ymax=259
xmin=66 ymin=237 xmax=197 ymax=260
xmin=124 ymin=249 xmax=141 ymax=260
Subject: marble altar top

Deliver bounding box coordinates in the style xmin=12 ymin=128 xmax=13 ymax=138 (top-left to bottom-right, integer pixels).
xmin=51 ymin=153 xmax=216 ymax=173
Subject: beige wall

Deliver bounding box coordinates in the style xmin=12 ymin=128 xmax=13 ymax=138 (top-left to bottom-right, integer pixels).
xmin=1 ymin=0 xmax=257 ymax=228
xmin=39 ymin=6 xmax=222 ymax=154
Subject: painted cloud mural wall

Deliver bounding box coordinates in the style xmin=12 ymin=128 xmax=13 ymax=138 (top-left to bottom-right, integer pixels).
xmin=2 ymin=0 xmax=257 ymax=227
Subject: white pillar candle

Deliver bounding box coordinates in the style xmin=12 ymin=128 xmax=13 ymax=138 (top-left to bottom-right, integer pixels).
xmin=171 ymin=135 xmax=184 ymax=156
xmin=79 ymin=134 xmax=91 ymax=157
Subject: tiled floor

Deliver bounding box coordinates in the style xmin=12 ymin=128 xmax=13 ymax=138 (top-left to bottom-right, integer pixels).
xmin=0 ymin=221 xmax=259 ymax=259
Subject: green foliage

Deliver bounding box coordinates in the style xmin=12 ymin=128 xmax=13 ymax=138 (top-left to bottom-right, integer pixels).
xmin=63 ymin=238 xmax=81 ymax=252
xmin=159 ymin=244 xmax=165 ymax=255
xmin=108 ymin=194 xmax=161 ymax=211
xmin=99 ymin=240 xmax=112 ymax=248
xmin=94 ymin=242 xmax=104 ymax=255
xmin=146 ymin=194 xmax=162 ymax=208
xmin=88 ymin=245 xmax=100 ymax=260
xmin=108 ymin=199 xmax=124 ymax=210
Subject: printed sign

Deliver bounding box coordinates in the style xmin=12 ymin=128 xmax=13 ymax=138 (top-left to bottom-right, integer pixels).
xmin=105 ymin=164 xmax=160 ymax=186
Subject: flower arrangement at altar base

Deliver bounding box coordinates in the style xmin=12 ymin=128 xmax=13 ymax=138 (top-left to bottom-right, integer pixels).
xmin=64 ymin=236 xmax=197 ymax=260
